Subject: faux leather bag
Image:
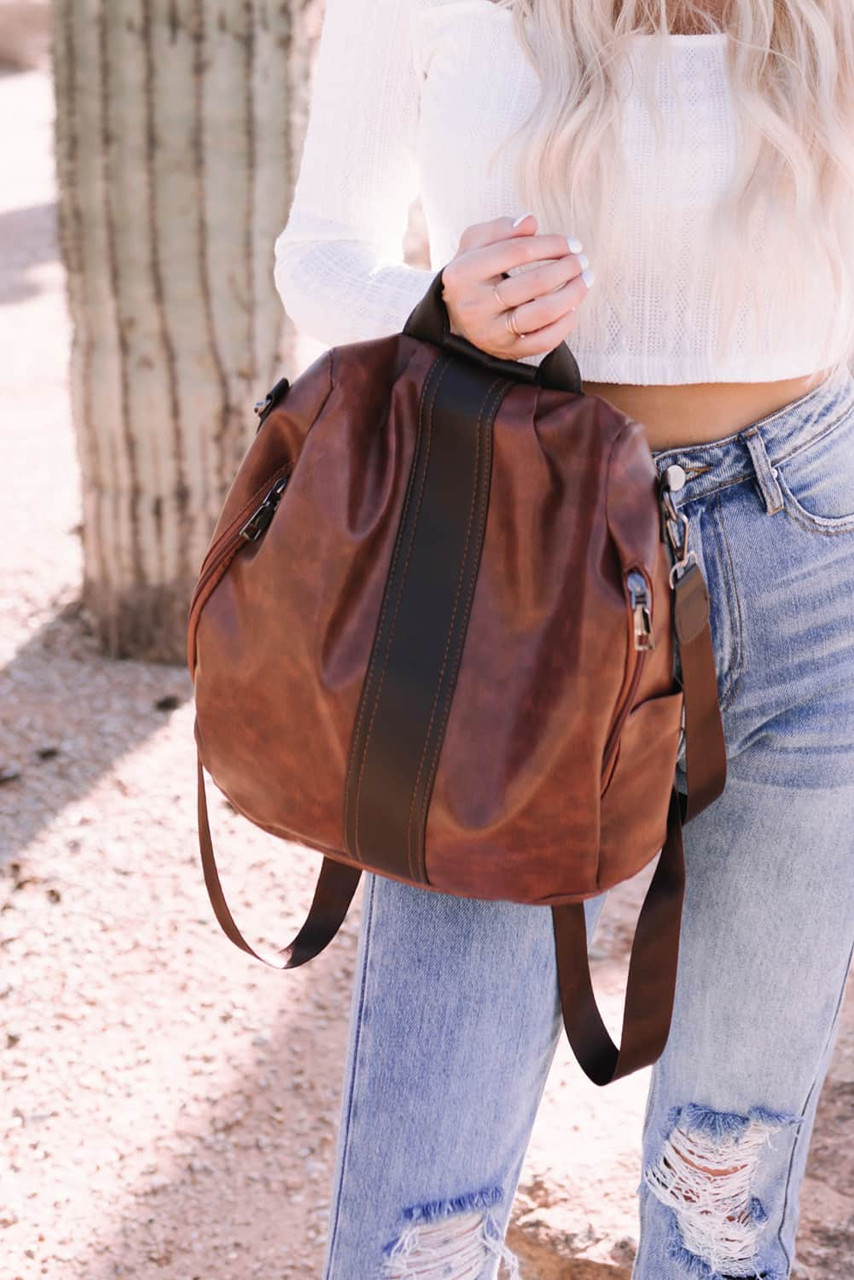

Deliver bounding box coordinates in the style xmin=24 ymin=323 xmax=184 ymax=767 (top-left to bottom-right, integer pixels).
xmin=187 ymin=265 xmax=727 ymax=1086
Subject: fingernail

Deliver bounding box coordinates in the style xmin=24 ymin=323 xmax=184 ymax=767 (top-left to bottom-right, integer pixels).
xmin=566 ymin=235 xmax=583 ymax=253
xmin=512 ymin=211 xmax=534 ymax=228
xmin=577 ymin=252 xmax=589 ymax=272
xmin=582 ymin=267 xmax=595 ymax=288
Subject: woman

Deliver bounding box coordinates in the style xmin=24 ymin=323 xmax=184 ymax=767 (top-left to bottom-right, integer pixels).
xmin=273 ymin=1 xmax=854 ymax=1275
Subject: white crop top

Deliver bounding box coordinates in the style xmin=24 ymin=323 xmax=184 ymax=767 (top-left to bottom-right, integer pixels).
xmin=273 ymin=0 xmax=853 ymax=384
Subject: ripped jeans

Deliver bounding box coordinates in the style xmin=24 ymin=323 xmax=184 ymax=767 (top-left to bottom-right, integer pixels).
xmin=320 ymin=364 xmax=854 ymax=1280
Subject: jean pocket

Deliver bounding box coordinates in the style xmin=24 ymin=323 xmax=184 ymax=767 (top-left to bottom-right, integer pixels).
xmin=774 ymin=402 xmax=854 ymax=532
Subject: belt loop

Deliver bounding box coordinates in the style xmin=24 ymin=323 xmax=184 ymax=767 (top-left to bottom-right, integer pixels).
xmin=742 ymin=428 xmax=784 ymax=515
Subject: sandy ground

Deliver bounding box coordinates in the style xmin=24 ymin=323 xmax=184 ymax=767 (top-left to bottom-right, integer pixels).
xmin=1 ymin=61 xmax=852 ymax=1280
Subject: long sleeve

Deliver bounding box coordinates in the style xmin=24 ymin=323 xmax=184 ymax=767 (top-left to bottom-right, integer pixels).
xmin=273 ymin=0 xmax=439 ymax=348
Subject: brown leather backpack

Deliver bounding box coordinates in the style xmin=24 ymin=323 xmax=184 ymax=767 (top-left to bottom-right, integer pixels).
xmin=187 ymin=266 xmax=726 ymax=1086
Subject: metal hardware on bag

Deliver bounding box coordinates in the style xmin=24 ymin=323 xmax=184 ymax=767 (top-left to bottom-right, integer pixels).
xmin=657 ymin=470 xmax=697 ymax=587
xmin=659 ymin=485 xmax=682 ymax=536
xmin=669 ymin=548 xmax=698 ymax=589
xmin=627 ymin=570 xmax=654 ymax=650
xmin=239 ymin=475 xmax=290 ymax=542
xmin=253 ymin=376 xmax=291 ymax=432
xmin=664 ymin=503 xmax=699 ymax=588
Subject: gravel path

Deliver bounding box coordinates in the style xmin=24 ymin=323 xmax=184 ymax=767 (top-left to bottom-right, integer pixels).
xmin=2 ymin=63 xmax=852 ymax=1280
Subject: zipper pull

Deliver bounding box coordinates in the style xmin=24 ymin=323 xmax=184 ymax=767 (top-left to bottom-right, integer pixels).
xmin=627 ymin=569 xmax=654 ymax=651
xmin=239 ymin=474 xmax=290 ymax=542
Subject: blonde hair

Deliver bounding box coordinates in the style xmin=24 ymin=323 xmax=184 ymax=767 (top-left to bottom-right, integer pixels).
xmin=486 ymin=0 xmax=854 ymax=376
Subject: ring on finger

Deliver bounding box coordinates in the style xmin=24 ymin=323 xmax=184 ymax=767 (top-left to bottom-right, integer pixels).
xmin=505 ymin=308 xmax=525 ymax=338
xmin=492 ymin=271 xmax=511 ymax=308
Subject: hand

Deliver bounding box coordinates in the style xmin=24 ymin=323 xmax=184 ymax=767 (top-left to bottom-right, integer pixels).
xmin=440 ymin=213 xmax=592 ymax=360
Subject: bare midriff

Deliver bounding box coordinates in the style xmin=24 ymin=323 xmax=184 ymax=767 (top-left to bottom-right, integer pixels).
xmin=583 ymin=370 xmax=834 ymax=453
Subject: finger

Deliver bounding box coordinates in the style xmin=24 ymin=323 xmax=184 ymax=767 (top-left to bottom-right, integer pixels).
xmin=472 ymin=232 xmax=578 ymax=283
xmin=493 ymin=251 xmax=587 ymax=309
xmin=501 ymin=270 xmax=591 ymax=336
xmin=496 ymin=309 xmax=580 ymax=359
xmin=458 ymin=213 xmax=539 ymax=253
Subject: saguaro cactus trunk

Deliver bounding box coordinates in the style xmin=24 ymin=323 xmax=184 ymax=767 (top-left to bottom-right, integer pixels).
xmin=51 ymin=0 xmax=321 ymax=661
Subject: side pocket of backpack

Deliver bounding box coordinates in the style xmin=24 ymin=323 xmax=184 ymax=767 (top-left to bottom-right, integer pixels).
xmin=598 ymin=687 xmax=684 ymax=889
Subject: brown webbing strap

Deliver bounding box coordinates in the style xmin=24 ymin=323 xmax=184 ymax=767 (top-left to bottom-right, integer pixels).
xmin=550 ymin=557 xmax=727 ymax=1084
xmin=552 ymin=785 xmax=686 ymax=1085
xmin=196 ymin=751 xmax=361 ymax=969
xmin=673 ymin=560 xmax=727 ymax=821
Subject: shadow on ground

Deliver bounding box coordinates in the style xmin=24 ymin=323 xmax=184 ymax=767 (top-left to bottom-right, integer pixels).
xmin=0 ymin=602 xmax=191 ymax=866
xmin=0 ymin=198 xmax=58 ymax=305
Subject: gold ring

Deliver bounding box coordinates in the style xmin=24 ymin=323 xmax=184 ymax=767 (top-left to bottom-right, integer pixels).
xmin=493 ymin=270 xmax=512 ymax=308
xmin=505 ymin=308 xmax=525 ymax=338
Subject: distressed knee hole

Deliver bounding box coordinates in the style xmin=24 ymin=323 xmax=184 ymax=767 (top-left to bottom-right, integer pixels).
xmin=380 ymin=1186 xmax=522 ymax=1280
xmin=644 ymin=1103 xmax=801 ymax=1279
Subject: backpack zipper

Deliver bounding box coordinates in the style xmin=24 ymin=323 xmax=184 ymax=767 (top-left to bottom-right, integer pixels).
xmin=237 ymin=474 xmax=290 ymax=542
xmin=189 ymin=373 xmax=292 ymax=619
xmin=187 ymin=466 xmax=292 ymax=669
xmin=627 ymin=569 xmax=654 ymax=653
xmin=601 ymin=568 xmax=654 ymax=787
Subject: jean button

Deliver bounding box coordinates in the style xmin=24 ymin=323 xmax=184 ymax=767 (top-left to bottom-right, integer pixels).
xmin=664 ymin=463 xmax=687 ymax=491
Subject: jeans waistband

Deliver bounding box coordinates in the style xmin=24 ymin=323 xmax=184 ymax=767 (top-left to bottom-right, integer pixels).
xmin=648 ymin=364 xmax=854 ymax=510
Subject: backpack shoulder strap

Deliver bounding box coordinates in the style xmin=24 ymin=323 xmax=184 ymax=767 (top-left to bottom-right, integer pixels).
xmin=196 ymin=751 xmax=361 ymax=969
xmin=552 ymin=559 xmax=727 ymax=1084
xmin=552 ymin=784 xmax=685 ymax=1085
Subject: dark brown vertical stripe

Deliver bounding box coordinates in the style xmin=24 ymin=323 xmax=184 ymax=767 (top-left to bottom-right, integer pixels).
xmin=344 ymin=356 xmax=505 ymax=883
xmin=167 ymin=0 xmax=180 ymax=40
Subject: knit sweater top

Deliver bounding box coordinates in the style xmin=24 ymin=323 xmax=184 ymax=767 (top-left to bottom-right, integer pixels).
xmin=272 ymin=0 xmax=851 ymax=384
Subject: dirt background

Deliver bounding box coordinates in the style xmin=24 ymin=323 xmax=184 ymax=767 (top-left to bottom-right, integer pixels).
xmin=1 ymin=18 xmax=852 ymax=1280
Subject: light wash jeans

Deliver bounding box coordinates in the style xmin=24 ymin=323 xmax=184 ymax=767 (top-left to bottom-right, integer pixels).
xmin=320 ymin=365 xmax=854 ymax=1280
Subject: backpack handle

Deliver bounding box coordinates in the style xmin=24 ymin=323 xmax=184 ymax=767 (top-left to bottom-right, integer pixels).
xmin=402 ymin=264 xmax=584 ymax=396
